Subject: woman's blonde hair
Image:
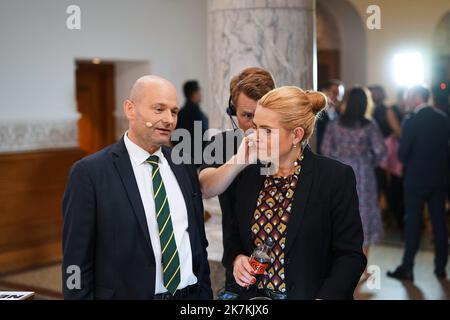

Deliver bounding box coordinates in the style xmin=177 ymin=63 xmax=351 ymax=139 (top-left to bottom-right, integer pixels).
xmin=258 ymin=86 xmax=327 ymax=143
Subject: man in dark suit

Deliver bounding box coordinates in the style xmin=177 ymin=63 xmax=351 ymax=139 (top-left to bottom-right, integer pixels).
xmin=316 ymin=79 xmax=345 ymax=154
xmin=388 ymin=85 xmax=449 ymax=281
xmin=174 ymin=80 xmax=209 ymax=166
xmin=62 ymin=75 xmax=212 ymax=299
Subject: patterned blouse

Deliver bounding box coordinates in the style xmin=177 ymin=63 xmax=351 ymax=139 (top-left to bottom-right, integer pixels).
xmin=250 ymin=155 xmax=303 ymax=293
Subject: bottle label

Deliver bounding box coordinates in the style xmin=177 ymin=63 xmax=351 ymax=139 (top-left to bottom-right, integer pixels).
xmin=249 ymin=257 xmax=269 ymax=275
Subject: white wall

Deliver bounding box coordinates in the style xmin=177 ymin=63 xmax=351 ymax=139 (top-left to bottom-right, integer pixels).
xmin=0 ymin=0 xmax=207 ymax=122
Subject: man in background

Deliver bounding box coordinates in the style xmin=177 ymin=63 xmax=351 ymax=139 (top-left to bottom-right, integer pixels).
xmin=316 ymin=79 xmax=345 ymax=154
xmin=388 ymin=85 xmax=449 ymax=281
xmin=175 ymin=80 xmax=209 ymax=165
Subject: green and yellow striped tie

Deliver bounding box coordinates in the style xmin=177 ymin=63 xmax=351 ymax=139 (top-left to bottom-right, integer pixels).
xmin=146 ymin=155 xmax=180 ymax=295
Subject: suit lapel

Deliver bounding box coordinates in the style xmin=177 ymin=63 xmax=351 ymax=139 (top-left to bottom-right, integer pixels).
xmin=111 ymin=138 xmax=153 ymax=253
xmin=285 ymin=146 xmax=315 ymax=255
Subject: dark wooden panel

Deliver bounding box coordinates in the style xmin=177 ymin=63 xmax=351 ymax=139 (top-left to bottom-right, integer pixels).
xmin=318 ymin=49 xmax=341 ymax=88
xmin=0 ymin=148 xmax=85 ymax=273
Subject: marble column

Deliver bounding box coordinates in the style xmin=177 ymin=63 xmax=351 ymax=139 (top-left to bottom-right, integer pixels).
xmin=207 ymin=0 xmax=317 ymax=130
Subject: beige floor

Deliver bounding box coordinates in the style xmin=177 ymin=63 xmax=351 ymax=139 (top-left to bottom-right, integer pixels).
xmin=1 ymin=245 xmax=449 ymax=300
xmin=1 ymin=211 xmax=449 ymax=300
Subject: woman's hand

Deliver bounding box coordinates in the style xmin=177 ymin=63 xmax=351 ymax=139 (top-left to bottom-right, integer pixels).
xmin=232 ymin=254 xmax=256 ymax=287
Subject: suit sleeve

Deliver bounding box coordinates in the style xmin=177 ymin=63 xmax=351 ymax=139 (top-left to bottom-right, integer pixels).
xmin=62 ymin=160 xmax=96 ymax=300
xmin=398 ymin=116 xmax=414 ymax=163
xmin=220 ymin=177 xmax=244 ymax=272
xmin=316 ymin=166 xmax=367 ymax=299
xmin=319 ymin=120 xmax=335 ymax=157
xmin=188 ymin=165 xmax=213 ymax=299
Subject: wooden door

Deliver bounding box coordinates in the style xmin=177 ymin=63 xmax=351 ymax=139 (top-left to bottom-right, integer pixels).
xmin=317 ymin=50 xmax=341 ymax=88
xmin=76 ymin=62 xmax=115 ymax=154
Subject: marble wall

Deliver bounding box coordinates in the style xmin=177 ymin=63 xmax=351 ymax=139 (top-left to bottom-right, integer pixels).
xmin=207 ymin=0 xmax=316 ymax=130
xmin=0 ymin=118 xmax=78 ymax=153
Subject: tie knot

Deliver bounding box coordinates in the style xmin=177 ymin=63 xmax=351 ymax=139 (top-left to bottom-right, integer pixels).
xmin=146 ymin=155 xmax=159 ymax=168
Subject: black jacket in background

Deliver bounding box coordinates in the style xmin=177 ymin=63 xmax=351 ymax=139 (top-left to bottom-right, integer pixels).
xmin=175 ymin=101 xmax=209 ymax=163
xmin=316 ymin=110 xmax=337 ymax=154
xmin=221 ymin=146 xmax=367 ymax=300
xmin=62 ymin=138 xmax=212 ymax=299
xmin=399 ymin=106 xmax=449 ymax=190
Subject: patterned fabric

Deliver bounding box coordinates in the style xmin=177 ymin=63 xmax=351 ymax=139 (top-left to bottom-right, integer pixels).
xmin=146 ymin=155 xmax=180 ymax=295
xmin=251 ymin=155 xmax=303 ymax=293
xmin=320 ymin=119 xmax=387 ymax=247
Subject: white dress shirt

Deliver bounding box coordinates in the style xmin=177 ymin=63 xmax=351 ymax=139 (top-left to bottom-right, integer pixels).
xmin=124 ymin=132 xmax=198 ymax=294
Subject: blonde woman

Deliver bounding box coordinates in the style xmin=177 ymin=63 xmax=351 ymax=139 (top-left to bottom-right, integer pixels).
xmin=217 ymin=86 xmax=366 ymax=300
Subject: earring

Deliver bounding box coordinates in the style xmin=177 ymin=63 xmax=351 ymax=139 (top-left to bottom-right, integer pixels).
xmin=293 ymin=143 xmax=297 ymax=148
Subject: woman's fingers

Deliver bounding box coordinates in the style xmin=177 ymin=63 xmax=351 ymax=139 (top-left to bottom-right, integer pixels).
xmin=246 ymin=132 xmax=258 ymax=146
xmin=237 ymin=268 xmax=254 ymax=284
xmin=233 ymin=256 xmax=256 ymax=287
xmin=233 ymin=269 xmax=251 ymax=286
xmin=242 ymin=257 xmax=255 ymax=275
xmin=235 ymin=277 xmax=248 ymax=287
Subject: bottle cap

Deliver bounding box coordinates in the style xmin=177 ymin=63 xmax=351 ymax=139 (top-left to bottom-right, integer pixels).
xmin=265 ymin=237 xmax=274 ymax=248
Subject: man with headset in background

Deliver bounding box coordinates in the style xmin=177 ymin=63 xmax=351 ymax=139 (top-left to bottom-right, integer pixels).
xmin=199 ymin=67 xmax=276 ymax=197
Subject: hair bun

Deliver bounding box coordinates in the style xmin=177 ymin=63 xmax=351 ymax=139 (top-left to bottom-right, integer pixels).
xmin=305 ymin=90 xmax=327 ymax=115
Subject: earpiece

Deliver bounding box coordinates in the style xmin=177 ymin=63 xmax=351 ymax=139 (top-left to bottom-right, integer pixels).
xmin=226 ymin=96 xmax=237 ymax=116
xmin=226 ymin=96 xmax=239 ymax=130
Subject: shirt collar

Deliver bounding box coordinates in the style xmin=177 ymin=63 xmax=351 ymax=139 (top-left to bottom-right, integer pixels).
xmin=124 ymin=131 xmax=164 ymax=166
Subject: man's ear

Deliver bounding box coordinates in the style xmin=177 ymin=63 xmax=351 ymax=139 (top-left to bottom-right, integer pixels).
xmin=123 ymin=99 xmax=135 ymax=120
xmin=293 ymin=127 xmax=305 ymax=145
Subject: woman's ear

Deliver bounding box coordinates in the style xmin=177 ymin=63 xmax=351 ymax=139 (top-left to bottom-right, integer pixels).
xmin=293 ymin=127 xmax=305 ymax=145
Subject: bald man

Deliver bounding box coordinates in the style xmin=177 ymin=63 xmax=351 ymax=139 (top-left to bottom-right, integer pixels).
xmin=62 ymin=76 xmax=212 ymax=300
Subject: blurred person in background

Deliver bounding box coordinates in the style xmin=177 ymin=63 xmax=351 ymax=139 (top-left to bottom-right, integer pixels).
xmin=381 ymin=87 xmax=407 ymax=230
xmin=370 ymin=85 xmax=403 ymax=228
xmin=175 ymin=80 xmax=209 ymax=166
xmin=432 ymin=84 xmax=450 ymax=211
xmin=387 ymin=85 xmax=449 ymax=281
xmin=321 ymin=87 xmax=387 ymax=261
xmin=316 ymin=79 xmax=345 ymax=154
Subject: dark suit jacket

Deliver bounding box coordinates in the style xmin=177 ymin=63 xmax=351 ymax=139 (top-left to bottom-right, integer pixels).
xmin=62 ymin=138 xmax=212 ymax=300
xmin=222 ymin=146 xmax=367 ymax=300
xmin=174 ymin=101 xmax=209 ymax=163
xmin=316 ymin=110 xmax=332 ymax=154
xmin=176 ymin=101 xmax=209 ymax=135
xmin=399 ymin=106 xmax=449 ymax=189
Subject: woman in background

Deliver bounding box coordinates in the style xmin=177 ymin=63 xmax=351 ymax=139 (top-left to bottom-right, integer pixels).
xmin=321 ymin=87 xmax=387 ymax=259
